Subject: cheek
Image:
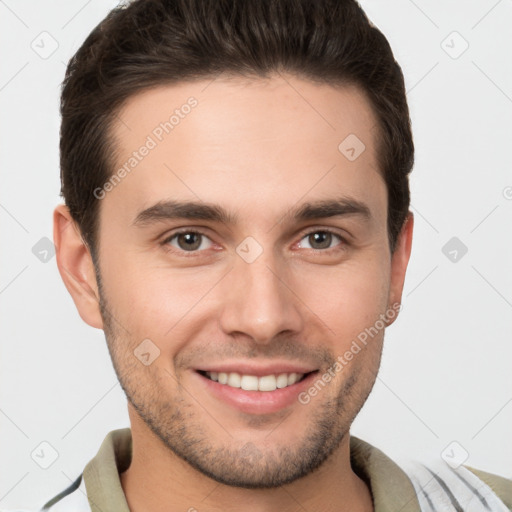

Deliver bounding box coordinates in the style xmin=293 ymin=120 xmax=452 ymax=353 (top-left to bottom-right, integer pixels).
xmin=290 ymin=257 xmax=390 ymax=341
xmin=100 ymin=253 xmax=221 ymax=343
xmin=100 ymin=242 xmax=390 ymax=358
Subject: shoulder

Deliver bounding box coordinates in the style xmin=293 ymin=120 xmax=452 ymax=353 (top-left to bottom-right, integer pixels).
xmin=38 ymin=473 xmax=91 ymax=512
xmin=350 ymin=435 xmax=511 ymax=511
xmin=465 ymin=465 xmax=512 ymax=510
xmin=400 ymin=458 xmax=512 ymax=512
xmin=35 ymin=428 xmax=131 ymax=512
xmin=0 ymin=474 xmax=90 ymax=512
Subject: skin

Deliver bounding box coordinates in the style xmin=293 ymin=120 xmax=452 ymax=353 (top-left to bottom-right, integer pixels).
xmin=54 ymin=73 xmax=413 ymax=512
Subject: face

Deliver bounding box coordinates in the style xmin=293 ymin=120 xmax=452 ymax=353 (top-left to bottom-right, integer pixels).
xmin=63 ymin=74 xmax=412 ymax=488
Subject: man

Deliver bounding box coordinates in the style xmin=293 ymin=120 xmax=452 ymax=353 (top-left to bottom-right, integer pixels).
xmin=38 ymin=0 xmax=511 ymax=510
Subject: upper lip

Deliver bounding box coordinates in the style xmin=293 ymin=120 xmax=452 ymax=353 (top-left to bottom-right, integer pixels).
xmin=195 ymin=362 xmax=318 ymax=377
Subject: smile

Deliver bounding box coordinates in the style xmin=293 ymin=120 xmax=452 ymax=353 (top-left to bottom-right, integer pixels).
xmin=201 ymin=371 xmax=309 ymax=391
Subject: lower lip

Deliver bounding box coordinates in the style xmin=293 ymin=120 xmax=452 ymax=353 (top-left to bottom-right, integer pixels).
xmin=194 ymin=371 xmax=319 ymax=415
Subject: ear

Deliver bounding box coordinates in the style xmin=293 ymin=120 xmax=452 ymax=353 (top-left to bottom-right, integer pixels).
xmin=53 ymin=204 xmax=104 ymax=329
xmin=386 ymin=211 xmax=414 ymax=326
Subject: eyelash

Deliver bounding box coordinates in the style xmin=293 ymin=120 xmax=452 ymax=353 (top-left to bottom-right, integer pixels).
xmin=160 ymin=227 xmax=348 ymax=257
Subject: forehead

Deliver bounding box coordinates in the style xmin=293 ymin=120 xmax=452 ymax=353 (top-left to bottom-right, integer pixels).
xmin=103 ymin=73 xmax=385 ymax=229
xmin=113 ymin=74 xmax=379 ymax=158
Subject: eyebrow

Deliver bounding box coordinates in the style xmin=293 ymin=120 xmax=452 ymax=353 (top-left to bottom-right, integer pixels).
xmin=132 ymin=196 xmax=372 ymax=227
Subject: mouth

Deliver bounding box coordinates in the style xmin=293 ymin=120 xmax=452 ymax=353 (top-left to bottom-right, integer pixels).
xmin=197 ymin=370 xmax=316 ymax=392
xmin=193 ymin=363 xmax=321 ymax=414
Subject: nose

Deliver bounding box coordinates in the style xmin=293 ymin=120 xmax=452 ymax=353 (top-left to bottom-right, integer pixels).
xmin=218 ymin=249 xmax=303 ymax=345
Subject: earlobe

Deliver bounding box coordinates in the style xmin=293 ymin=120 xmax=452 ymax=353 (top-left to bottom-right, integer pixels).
xmin=386 ymin=211 xmax=414 ymax=326
xmin=53 ymin=204 xmax=104 ymax=329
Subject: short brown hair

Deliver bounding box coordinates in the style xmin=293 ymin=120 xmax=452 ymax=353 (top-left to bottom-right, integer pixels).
xmin=60 ymin=0 xmax=414 ymax=260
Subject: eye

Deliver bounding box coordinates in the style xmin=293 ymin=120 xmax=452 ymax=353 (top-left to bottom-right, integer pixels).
xmin=297 ymin=229 xmax=345 ymax=251
xmin=163 ymin=230 xmax=214 ymax=252
xmin=161 ymin=228 xmax=347 ymax=256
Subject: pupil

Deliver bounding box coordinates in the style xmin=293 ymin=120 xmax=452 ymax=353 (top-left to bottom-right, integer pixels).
xmin=310 ymin=232 xmax=331 ymax=249
xmin=179 ymin=233 xmax=201 ymax=251
xmin=176 ymin=232 xmax=332 ymax=251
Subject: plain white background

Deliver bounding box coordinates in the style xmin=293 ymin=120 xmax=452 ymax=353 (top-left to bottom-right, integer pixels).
xmin=1 ymin=0 xmax=511 ymax=509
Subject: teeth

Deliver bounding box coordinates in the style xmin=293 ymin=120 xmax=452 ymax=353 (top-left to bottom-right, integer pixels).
xmin=258 ymin=375 xmax=276 ymax=391
xmin=241 ymin=375 xmax=259 ymax=391
xmin=276 ymin=374 xmax=289 ymax=388
xmin=227 ymin=373 xmax=241 ymax=388
xmin=288 ymin=373 xmax=299 ymax=385
xmin=205 ymin=371 xmax=305 ymax=391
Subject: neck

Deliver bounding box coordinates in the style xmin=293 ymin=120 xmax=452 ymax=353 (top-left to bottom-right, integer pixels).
xmin=120 ymin=415 xmax=373 ymax=512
